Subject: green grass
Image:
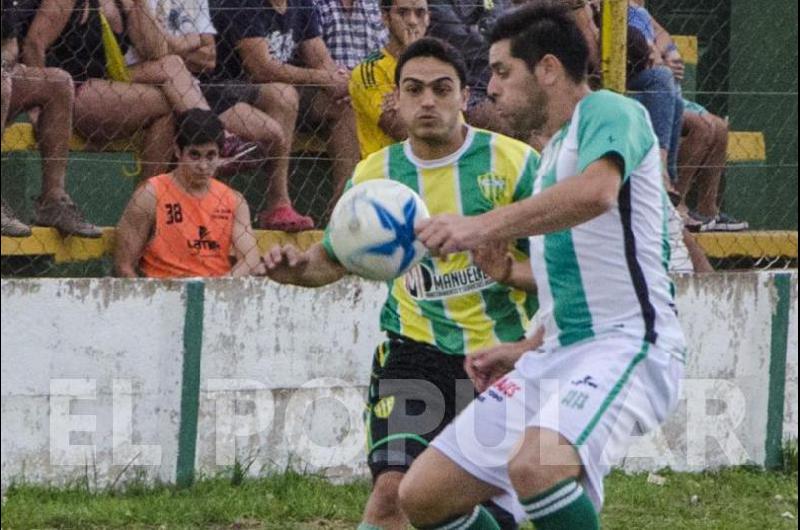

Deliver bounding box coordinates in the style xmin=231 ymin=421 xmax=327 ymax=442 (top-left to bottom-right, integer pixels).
xmin=2 ymin=468 xmax=797 ymax=529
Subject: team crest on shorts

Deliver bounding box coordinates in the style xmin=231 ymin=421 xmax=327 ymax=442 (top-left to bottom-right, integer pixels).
xmin=374 ymin=396 xmax=395 ymax=419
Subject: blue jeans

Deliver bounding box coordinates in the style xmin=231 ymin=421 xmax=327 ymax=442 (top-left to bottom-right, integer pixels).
xmin=628 ymin=66 xmax=684 ymax=181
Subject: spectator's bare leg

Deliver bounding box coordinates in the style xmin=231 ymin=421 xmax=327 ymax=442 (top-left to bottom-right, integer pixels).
xmin=139 ymin=113 xmax=175 ymax=178
xmin=73 ymin=79 xmax=174 ymax=177
xmin=677 ymin=112 xmax=713 ymax=211
xmin=8 ymin=66 xmax=74 ymax=200
xmin=308 ymin=88 xmax=358 ymax=204
xmin=1 ymin=68 xmax=11 ymax=131
xmin=220 ymin=102 xmax=292 ymax=211
xmin=129 ymin=55 xmax=210 ymax=113
xmin=255 ymin=83 xmax=299 ymax=205
xmin=692 ymin=113 xmax=727 ymax=218
xmin=683 ymin=228 xmax=714 ymax=272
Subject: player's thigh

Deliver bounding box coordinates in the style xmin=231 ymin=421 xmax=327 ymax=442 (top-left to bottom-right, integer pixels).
xmin=399 ymin=446 xmax=504 ymax=521
xmin=73 ymin=79 xmax=171 ymax=141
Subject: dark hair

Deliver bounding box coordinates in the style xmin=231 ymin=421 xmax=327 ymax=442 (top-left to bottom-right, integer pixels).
xmin=175 ymin=109 xmax=226 ymax=151
xmin=394 ymin=37 xmax=467 ymax=88
xmin=489 ymin=1 xmax=589 ymax=83
xmin=380 ymin=0 xmax=392 ymax=11
xmin=626 ymin=26 xmax=651 ymax=83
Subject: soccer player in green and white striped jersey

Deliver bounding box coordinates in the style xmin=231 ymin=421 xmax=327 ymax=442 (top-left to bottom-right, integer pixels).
xmin=401 ymin=4 xmax=686 ymax=530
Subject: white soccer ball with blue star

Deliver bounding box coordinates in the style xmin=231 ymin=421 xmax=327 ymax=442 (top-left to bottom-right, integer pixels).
xmin=328 ymin=179 xmax=430 ymax=281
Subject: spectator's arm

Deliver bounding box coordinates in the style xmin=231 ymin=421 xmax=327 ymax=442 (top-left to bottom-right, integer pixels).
xmin=21 ymin=0 xmax=75 ymax=67
xmin=168 ymin=33 xmax=216 ymax=74
xmin=115 ymin=184 xmax=157 ymax=278
xmin=237 ymin=36 xmax=338 ymax=87
xmin=120 ymin=0 xmax=169 ymax=60
xmin=2 ymin=38 xmax=19 ymax=66
xmin=230 ymin=193 xmax=265 ymax=277
xmin=298 ymin=36 xmax=338 ymax=73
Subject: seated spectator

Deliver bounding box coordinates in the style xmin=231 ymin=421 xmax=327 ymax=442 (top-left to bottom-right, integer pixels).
xmin=1 ymin=0 xmax=100 ymax=237
xmin=626 ymin=26 xmax=683 ymax=189
xmin=349 ymin=0 xmax=429 ymax=158
xmin=636 ymin=3 xmax=749 ymax=233
xmin=20 ymin=0 xmax=218 ymax=177
xmin=115 ymin=109 xmax=266 ymax=278
xmin=209 ymin=0 xmax=360 ymax=213
xmin=127 ymin=0 xmax=312 ymax=232
xmin=425 ymin=0 xmax=511 ymax=132
xmin=678 ymin=100 xmax=748 ymax=232
xmin=315 ymin=0 xmax=388 ymax=70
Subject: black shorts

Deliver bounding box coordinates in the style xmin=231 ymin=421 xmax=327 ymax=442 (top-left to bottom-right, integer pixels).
xmin=365 ymin=334 xmax=518 ymax=529
xmin=201 ymin=82 xmax=261 ymax=115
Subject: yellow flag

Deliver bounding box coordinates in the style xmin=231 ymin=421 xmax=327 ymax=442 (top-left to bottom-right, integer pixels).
xmin=99 ymin=12 xmax=131 ymax=83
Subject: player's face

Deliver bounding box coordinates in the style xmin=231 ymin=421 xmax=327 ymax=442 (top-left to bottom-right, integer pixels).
xmin=384 ymin=0 xmax=429 ymax=48
xmin=488 ymin=39 xmax=549 ymax=134
xmin=397 ymin=57 xmax=468 ymax=144
xmin=175 ymin=142 xmax=220 ymax=187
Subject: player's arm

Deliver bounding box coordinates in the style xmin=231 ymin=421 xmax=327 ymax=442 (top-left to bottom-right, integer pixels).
xmin=417 ymin=157 xmax=621 ymax=255
xmin=472 ymin=241 xmax=537 ymax=293
xmin=115 ymin=183 xmax=157 ymax=278
xmin=262 ymin=243 xmax=347 ymax=287
xmin=230 ymin=193 xmax=266 ymax=277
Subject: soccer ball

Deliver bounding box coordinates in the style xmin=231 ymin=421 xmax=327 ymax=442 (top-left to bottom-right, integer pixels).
xmin=328 ymin=180 xmax=430 ymax=281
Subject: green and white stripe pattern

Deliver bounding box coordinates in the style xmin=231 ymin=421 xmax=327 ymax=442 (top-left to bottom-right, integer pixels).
xmin=522 ymin=480 xmax=585 ymax=521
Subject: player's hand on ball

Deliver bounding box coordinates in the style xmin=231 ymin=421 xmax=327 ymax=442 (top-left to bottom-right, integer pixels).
xmin=416 ymin=214 xmax=485 ymax=256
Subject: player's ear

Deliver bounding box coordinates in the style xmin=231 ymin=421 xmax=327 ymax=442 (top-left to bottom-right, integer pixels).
xmin=461 ymin=85 xmax=470 ymax=112
xmin=537 ymin=54 xmax=561 ymax=86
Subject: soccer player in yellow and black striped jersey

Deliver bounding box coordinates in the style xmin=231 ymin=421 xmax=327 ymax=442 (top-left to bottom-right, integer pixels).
xmin=349 ymin=0 xmax=429 ymax=159
xmin=264 ymin=38 xmax=539 ymax=529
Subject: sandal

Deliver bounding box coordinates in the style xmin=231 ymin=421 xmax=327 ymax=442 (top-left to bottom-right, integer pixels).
xmin=257 ymin=204 xmax=314 ymax=232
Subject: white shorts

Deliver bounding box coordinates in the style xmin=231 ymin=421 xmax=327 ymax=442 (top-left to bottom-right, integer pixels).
xmin=431 ymin=334 xmax=684 ymax=511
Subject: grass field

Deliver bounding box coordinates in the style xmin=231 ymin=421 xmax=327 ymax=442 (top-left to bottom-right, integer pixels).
xmin=2 ymin=467 xmax=797 ymax=529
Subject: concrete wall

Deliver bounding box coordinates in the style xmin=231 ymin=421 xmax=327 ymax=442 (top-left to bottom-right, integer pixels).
xmin=1 ymin=273 xmax=797 ymax=489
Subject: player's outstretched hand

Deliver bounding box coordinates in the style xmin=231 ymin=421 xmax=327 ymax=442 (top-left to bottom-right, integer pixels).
xmin=416 ymin=214 xmax=486 ymax=256
xmin=473 ymin=240 xmax=513 ymax=284
xmin=464 ymin=343 xmax=522 ymax=393
xmin=262 ymin=244 xmax=310 ymax=283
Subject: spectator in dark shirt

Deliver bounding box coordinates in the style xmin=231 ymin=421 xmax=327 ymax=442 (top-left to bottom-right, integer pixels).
xmin=1 ymin=0 xmax=100 ymax=237
xmin=209 ymin=0 xmax=359 ymax=211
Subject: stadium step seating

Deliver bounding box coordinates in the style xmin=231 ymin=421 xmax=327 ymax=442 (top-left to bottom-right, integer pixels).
xmin=1 ymin=227 xmax=796 ymax=264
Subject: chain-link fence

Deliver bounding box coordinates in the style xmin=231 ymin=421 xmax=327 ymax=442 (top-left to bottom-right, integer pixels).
xmin=1 ymin=0 xmax=797 ymax=277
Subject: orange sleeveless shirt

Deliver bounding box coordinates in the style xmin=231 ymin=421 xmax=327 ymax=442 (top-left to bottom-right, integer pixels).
xmin=140 ymin=174 xmax=238 ymax=278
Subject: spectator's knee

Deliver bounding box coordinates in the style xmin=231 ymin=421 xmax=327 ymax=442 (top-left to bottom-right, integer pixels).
xmin=1 ymin=72 xmax=12 ymax=102
xmin=44 ymin=68 xmax=75 ymax=101
xmin=158 ymin=54 xmax=192 ymax=77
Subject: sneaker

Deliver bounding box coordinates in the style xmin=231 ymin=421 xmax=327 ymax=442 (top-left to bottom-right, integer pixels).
xmin=1 ymin=200 xmax=32 ymax=237
xmin=34 ymin=195 xmax=103 ymax=238
xmin=218 ymin=133 xmax=261 ymax=177
xmin=687 ymin=211 xmax=714 ymax=233
xmin=257 ymin=204 xmax=314 ymax=232
xmin=708 ymin=212 xmax=749 ymax=232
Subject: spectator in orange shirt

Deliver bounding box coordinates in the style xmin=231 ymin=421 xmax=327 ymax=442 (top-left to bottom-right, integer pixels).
xmin=115 ymin=109 xmax=266 ymax=278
